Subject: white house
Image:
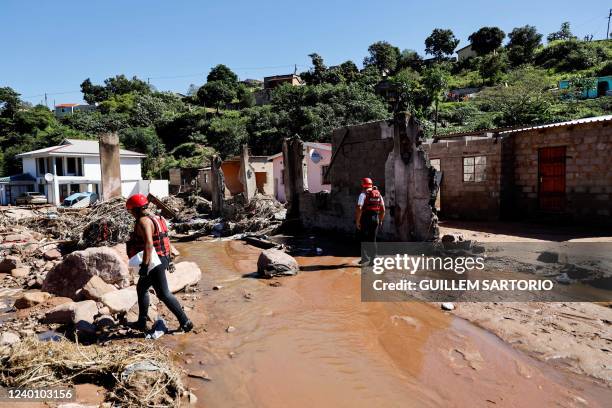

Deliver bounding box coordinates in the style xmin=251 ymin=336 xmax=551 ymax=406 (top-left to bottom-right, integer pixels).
xmin=54 ymin=103 xmax=97 ymax=118
xmin=1 ymin=139 xmax=167 ymax=205
xmin=269 ymin=142 xmax=332 ymax=202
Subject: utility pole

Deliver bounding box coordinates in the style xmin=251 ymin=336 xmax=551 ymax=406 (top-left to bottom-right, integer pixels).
xmin=44 ymin=93 xmax=48 ymax=108
xmin=608 ymin=8 xmax=612 ymax=40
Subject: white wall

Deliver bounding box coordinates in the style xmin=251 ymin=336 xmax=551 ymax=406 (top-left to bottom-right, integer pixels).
xmin=120 ymin=157 xmax=143 ymax=181
xmin=83 ymin=156 xmax=101 ymax=179
xmin=121 ymin=180 xmax=169 ymax=199
xmin=22 ymin=158 xmax=36 ymax=177
xmin=272 ymin=155 xmax=285 ymax=202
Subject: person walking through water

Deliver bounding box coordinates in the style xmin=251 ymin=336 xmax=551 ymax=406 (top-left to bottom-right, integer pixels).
xmin=125 ymin=194 xmax=193 ymax=332
xmin=355 ymin=177 xmax=385 ymax=266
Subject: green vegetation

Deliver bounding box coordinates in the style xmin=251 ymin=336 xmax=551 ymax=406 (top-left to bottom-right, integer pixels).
xmin=1 ymin=22 xmax=611 ymax=179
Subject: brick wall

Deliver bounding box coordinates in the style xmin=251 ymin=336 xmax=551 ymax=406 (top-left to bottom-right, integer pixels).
xmin=424 ymin=138 xmax=502 ymax=220
xmin=509 ymin=121 xmax=612 ymax=223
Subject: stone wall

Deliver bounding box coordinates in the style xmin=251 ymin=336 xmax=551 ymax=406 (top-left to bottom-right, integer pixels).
xmin=299 ymin=114 xmax=439 ymax=241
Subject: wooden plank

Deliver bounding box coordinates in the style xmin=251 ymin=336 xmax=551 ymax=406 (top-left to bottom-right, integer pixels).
xmin=148 ymin=193 xmax=177 ymax=219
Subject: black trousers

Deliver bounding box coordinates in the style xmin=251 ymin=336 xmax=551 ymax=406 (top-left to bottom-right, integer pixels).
xmin=136 ymin=256 xmax=189 ymax=326
xmin=359 ymin=211 xmax=379 ymax=261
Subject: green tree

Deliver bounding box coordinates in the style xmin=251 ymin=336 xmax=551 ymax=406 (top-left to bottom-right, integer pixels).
xmin=338 ymin=61 xmax=360 ymax=83
xmin=196 ymin=81 xmax=237 ymax=112
xmin=80 ymin=75 xmax=150 ymax=104
xmin=506 ymin=25 xmax=543 ymax=66
xmin=236 ymin=83 xmax=256 ymax=108
xmin=207 ymin=64 xmax=238 ymax=85
xmin=477 ymin=67 xmax=554 ymax=126
xmin=301 ymin=53 xmax=328 ymax=85
xmin=363 ymin=41 xmax=401 ymax=74
xmin=0 ymin=87 xmax=23 ymax=118
xmin=119 ymin=127 xmax=165 ymax=178
xmin=479 ymin=53 xmax=508 ymax=85
xmin=567 ymin=75 xmax=597 ymax=99
xmin=422 ymin=66 xmax=450 ymax=135
xmin=547 ymin=22 xmax=576 ymax=42
xmin=535 ymin=40 xmax=604 ymax=71
xmin=207 ymin=112 xmax=248 ymax=157
xmin=425 ymin=29 xmax=460 ymax=61
xmin=468 ymin=27 xmax=505 ymax=56
xmin=397 ymin=49 xmax=424 ymax=72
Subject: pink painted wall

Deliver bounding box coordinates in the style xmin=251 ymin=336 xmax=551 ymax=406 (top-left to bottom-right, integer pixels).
xmin=271 ymin=143 xmax=331 ymax=203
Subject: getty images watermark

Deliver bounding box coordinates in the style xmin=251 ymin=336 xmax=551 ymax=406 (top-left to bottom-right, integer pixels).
xmin=360 ymin=242 xmax=612 ymax=302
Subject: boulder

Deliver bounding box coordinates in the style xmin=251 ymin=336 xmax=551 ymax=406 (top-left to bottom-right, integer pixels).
xmin=0 ymin=255 xmax=22 ymax=273
xmin=537 ymin=251 xmax=559 ymax=264
xmin=43 ymin=248 xmax=62 ymax=261
xmin=42 ymin=247 xmax=131 ymax=299
xmin=43 ymin=300 xmax=98 ymax=325
xmin=81 ymin=275 xmax=117 ymax=301
xmin=126 ymin=302 xmax=157 ymax=324
xmin=100 ymin=287 xmax=138 ymax=314
xmin=11 ymin=267 xmax=30 ymax=278
xmin=4 ymin=233 xmax=28 ymax=242
xmin=0 ymin=332 xmax=20 ymax=346
xmin=257 ymin=249 xmax=299 ymax=278
xmin=14 ymin=291 xmax=52 ymax=309
xmin=166 ymin=262 xmax=202 ymax=293
xmin=110 ymin=243 xmax=129 ymax=266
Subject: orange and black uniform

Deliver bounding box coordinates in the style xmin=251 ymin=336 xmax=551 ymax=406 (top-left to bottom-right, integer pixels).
xmin=127 ymin=215 xmax=189 ymax=327
xmin=358 ymin=188 xmax=383 ymax=262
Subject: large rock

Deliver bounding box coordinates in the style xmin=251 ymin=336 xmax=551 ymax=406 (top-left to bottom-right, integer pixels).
xmin=0 ymin=256 xmax=22 ymax=273
xmin=100 ymin=287 xmax=138 ymax=314
xmin=81 ymin=275 xmax=116 ymax=301
xmin=14 ymin=291 xmax=52 ymax=309
xmin=11 ymin=267 xmax=30 ymax=278
xmin=43 ymin=248 xmax=62 ymax=261
xmin=166 ymin=262 xmax=202 ymax=293
xmin=0 ymin=332 xmax=20 ymax=346
xmin=43 ymin=300 xmax=98 ymax=325
xmin=257 ymin=249 xmax=299 ymax=278
xmin=42 ymin=247 xmax=131 ymax=299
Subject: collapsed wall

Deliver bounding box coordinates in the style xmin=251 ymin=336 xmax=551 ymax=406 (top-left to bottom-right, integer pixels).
xmin=295 ymin=113 xmax=439 ymax=241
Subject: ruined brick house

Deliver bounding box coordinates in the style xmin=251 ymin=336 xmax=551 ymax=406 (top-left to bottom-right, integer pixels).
xmin=286 ymin=114 xmax=439 ymax=241
xmin=424 ymin=115 xmax=612 ymax=224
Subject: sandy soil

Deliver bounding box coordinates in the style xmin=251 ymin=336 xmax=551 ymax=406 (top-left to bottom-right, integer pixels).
xmin=438 ymin=220 xmax=612 ymax=384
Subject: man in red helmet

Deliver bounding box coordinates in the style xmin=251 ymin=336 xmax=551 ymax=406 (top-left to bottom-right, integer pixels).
xmin=125 ymin=194 xmax=193 ymax=333
xmin=355 ymin=177 xmax=385 ymax=265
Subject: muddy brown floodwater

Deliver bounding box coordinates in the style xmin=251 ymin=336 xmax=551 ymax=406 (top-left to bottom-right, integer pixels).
xmin=164 ymin=240 xmax=611 ymax=408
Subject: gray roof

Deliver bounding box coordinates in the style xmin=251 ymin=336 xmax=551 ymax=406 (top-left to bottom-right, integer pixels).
xmin=16 ymin=139 xmax=146 ymax=158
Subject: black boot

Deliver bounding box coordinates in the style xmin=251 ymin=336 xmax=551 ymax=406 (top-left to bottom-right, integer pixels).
xmin=181 ymin=320 xmax=194 ymax=333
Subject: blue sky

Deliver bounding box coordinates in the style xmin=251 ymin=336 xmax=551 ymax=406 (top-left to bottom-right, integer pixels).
xmin=1 ymin=0 xmax=610 ymax=105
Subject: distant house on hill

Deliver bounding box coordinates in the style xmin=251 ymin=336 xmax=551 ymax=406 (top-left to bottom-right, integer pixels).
xmin=255 ymin=74 xmax=304 ymax=105
xmin=54 ymin=103 xmax=96 ymax=118
xmin=559 ymin=76 xmax=612 ymax=99
xmin=456 ymin=44 xmax=477 ymax=61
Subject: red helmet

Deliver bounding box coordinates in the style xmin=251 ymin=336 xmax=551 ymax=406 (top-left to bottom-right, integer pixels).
xmin=361 ymin=177 xmax=373 ymax=188
xmin=126 ymin=194 xmax=148 ymax=210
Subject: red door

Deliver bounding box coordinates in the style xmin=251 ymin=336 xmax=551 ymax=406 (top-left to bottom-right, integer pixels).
xmin=538 ymin=146 xmax=566 ymax=212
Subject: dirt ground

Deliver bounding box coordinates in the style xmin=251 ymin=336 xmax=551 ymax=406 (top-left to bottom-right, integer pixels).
xmin=438 ymin=220 xmax=612 ymax=384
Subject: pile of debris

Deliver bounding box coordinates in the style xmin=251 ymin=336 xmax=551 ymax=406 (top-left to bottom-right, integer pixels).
xmin=0 ymin=337 xmax=186 ymax=407
xmin=172 ymin=194 xmax=287 ymax=239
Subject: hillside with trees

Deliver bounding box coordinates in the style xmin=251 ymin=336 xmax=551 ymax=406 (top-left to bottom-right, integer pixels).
xmin=1 ymin=21 xmax=610 ymax=178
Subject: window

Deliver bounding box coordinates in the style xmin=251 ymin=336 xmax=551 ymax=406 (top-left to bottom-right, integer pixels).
xmin=76 ymin=158 xmax=83 ymax=176
xmin=280 ymin=169 xmax=285 ymax=185
xmin=67 ymin=157 xmax=76 ymax=175
xmin=55 ymin=157 xmax=64 ymax=176
xmin=463 ymin=156 xmax=486 ymax=182
xmin=37 ymin=158 xmax=46 ymax=176
xmin=430 ymin=159 xmax=441 ymax=171
xmin=321 ymin=165 xmax=331 ymax=185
